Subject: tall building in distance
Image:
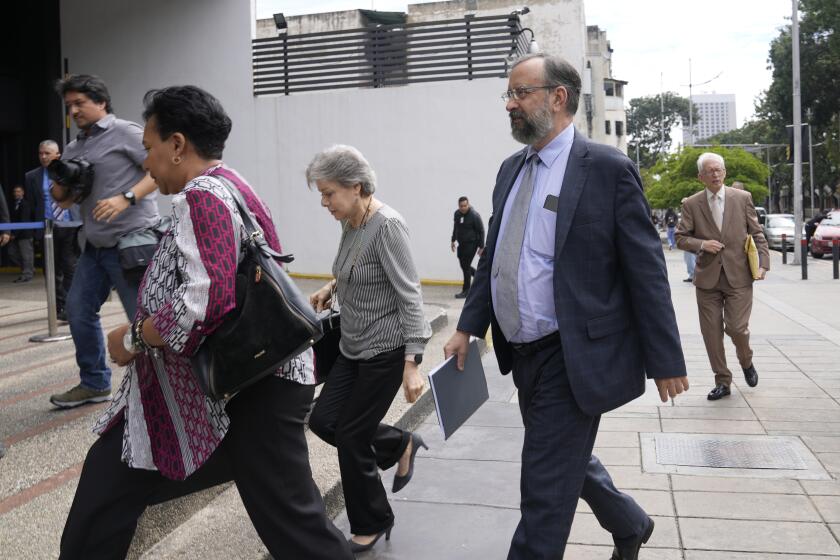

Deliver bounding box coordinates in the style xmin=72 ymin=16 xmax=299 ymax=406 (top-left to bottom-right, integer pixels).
xmin=685 ymin=93 xmax=737 ymax=143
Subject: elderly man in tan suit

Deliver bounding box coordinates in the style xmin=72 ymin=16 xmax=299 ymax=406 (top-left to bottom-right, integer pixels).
xmin=676 ymin=152 xmax=770 ymax=400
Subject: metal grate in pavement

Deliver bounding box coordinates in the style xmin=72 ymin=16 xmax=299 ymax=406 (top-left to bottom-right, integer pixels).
xmin=640 ymin=433 xmax=830 ymax=480
xmin=654 ymin=433 xmax=807 ymax=470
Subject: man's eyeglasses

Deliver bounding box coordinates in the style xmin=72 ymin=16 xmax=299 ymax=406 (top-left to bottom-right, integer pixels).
xmin=501 ymin=85 xmax=560 ymax=102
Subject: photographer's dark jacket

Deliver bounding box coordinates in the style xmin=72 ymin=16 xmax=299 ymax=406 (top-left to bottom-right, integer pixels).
xmin=451 ymin=207 xmax=485 ymax=250
xmin=62 ymin=114 xmax=159 ymax=248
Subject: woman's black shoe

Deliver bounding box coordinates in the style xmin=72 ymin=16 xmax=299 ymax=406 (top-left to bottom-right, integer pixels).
xmin=348 ymin=524 xmax=393 ymax=553
xmin=392 ymin=432 xmax=428 ymax=493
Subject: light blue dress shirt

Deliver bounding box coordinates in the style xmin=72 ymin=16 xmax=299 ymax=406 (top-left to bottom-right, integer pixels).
xmin=491 ymin=124 xmax=575 ymax=343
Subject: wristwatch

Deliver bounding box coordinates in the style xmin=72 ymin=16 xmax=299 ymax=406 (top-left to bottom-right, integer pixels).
xmin=123 ymin=330 xmax=140 ymax=354
xmin=406 ymin=353 xmax=423 ymax=365
xmin=123 ymin=191 xmax=136 ymax=205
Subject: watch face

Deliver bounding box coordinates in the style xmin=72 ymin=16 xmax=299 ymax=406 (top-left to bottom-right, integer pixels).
xmin=414 ymin=354 xmax=423 ymax=365
xmin=123 ymin=331 xmax=134 ymax=352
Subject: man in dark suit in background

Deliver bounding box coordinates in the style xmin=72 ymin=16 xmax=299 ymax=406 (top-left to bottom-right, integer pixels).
xmin=451 ymin=196 xmax=485 ymax=298
xmin=25 ymin=140 xmax=81 ymax=320
xmin=9 ymin=185 xmax=36 ymax=282
xmin=444 ymin=53 xmax=688 ymax=560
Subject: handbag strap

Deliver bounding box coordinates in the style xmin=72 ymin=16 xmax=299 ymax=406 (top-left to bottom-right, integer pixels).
xmin=209 ymin=167 xmax=292 ymax=264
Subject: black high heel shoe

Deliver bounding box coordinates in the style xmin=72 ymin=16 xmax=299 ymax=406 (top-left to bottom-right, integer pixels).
xmin=348 ymin=524 xmax=393 ymax=553
xmin=392 ymin=432 xmax=428 ymax=493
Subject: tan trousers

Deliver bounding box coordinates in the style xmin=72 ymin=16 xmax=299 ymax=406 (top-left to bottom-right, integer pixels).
xmin=695 ymin=270 xmax=754 ymax=387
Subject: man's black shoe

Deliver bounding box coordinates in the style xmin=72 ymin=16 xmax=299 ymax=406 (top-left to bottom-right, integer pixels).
xmin=683 ymin=277 xmax=693 ymax=282
xmin=611 ymin=517 xmax=654 ymax=560
xmin=455 ymin=291 xmax=468 ymax=299
xmin=56 ymin=309 xmax=68 ymax=322
xmin=707 ymin=383 xmax=731 ymax=400
xmin=743 ymin=364 xmax=759 ymax=387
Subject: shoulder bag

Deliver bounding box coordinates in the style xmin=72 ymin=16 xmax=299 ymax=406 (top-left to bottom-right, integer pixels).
xmin=190 ymin=181 xmax=323 ymax=400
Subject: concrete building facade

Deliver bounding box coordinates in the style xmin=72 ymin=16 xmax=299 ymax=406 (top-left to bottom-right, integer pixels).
xmin=685 ymin=93 xmax=737 ymax=143
xmin=585 ymin=25 xmax=627 ymax=153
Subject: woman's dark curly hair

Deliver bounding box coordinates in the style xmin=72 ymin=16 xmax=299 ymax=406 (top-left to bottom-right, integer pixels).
xmin=142 ymin=86 xmax=232 ymax=160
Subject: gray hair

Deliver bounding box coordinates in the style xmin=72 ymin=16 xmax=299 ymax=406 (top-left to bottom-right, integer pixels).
xmin=697 ymin=152 xmax=725 ymax=173
xmin=39 ymin=139 xmax=60 ymax=151
xmin=305 ymin=144 xmax=376 ymax=195
xmin=512 ymin=53 xmax=582 ymax=115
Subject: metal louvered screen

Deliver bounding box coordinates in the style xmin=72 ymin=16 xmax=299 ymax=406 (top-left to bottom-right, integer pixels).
xmin=252 ymin=14 xmax=529 ymax=96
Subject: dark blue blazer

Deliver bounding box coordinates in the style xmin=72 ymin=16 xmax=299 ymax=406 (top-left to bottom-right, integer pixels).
xmin=457 ymin=130 xmax=686 ymax=416
xmin=24 ymin=167 xmax=47 ymax=240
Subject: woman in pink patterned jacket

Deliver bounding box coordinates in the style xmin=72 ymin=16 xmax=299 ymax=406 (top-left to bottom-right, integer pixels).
xmin=58 ymin=86 xmax=352 ymax=560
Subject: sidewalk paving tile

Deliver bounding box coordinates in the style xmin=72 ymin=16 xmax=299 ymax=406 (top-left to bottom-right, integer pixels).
xmin=811 ymin=496 xmax=840 ymax=523
xmin=801 ymin=436 xmax=840 ymax=453
xmin=594 ymin=431 xmax=640 ymax=448
xmin=744 ymin=397 xmax=840 ymax=410
xmin=385 ymin=457 xmax=520 ymax=509
xmin=674 ymin=491 xmax=821 ymax=521
xmin=661 ymin=419 xmax=765 ymax=434
xmin=659 ymin=406 xmax=758 ymax=421
xmin=565 ymin=544 xmax=682 ymax=559
xmin=606 ymin=466 xmax=672 ymax=491
xmin=334 ymin=501 xmax=520 ymax=560
xmin=591 ymin=447 xmax=641 ymax=467
xmin=577 ymin=489 xmax=674 ymax=517
xmin=670 ymin=474 xmax=803 ymax=494
xmin=685 ymin=552 xmax=840 ymax=560
xmin=599 ymin=417 xmax=661 ymax=432
xmin=678 ymin=518 xmax=840 ymax=555
xmin=802 ymin=480 xmax=840 ymax=496
xmin=569 ymin=513 xmax=680 ymax=548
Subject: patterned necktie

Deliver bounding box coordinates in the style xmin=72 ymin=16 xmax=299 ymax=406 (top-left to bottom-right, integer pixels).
xmin=712 ymin=194 xmax=723 ymax=231
xmin=50 ymin=199 xmax=68 ymax=222
xmin=493 ymin=154 xmax=539 ymax=340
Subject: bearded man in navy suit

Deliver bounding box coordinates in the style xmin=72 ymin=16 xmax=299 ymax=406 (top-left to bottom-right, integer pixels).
xmin=445 ymin=54 xmax=689 ymax=560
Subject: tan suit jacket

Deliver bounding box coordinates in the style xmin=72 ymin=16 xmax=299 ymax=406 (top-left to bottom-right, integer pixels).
xmin=675 ymin=187 xmax=769 ymax=290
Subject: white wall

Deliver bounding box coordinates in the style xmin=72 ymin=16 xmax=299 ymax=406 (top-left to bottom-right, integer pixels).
xmin=60 ymin=0 xmax=258 ymax=190
xmin=60 ymin=0 xmax=525 ymax=282
xmin=253 ymin=78 xmax=522 ymax=280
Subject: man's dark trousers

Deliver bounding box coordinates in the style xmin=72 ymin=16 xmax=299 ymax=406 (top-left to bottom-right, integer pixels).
xmin=508 ymin=338 xmax=648 ymax=559
xmin=457 ymin=243 xmax=478 ymax=292
xmin=52 ymin=226 xmax=80 ymax=313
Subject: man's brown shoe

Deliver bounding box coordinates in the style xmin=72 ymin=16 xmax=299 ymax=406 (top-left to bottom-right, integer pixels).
xmin=50 ymin=384 xmax=111 ymax=409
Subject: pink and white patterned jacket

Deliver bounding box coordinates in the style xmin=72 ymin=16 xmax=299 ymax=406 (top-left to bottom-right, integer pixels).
xmin=94 ymin=164 xmax=315 ymax=480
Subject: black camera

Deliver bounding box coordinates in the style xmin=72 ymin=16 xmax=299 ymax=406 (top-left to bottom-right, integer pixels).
xmin=48 ymin=157 xmax=94 ymax=203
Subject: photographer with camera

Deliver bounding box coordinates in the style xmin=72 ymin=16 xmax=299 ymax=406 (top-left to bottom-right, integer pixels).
xmin=49 ymin=74 xmax=160 ymax=409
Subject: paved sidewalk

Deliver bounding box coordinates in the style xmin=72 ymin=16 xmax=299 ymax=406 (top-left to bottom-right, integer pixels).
xmin=335 ymin=248 xmax=840 ymax=559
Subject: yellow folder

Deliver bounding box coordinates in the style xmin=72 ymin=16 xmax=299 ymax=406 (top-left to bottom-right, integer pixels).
xmin=744 ymin=235 xmax=761 ymax=280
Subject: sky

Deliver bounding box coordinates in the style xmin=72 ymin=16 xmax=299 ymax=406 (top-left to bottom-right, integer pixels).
xmin=256 ymin=0 xmax=793 ymax=125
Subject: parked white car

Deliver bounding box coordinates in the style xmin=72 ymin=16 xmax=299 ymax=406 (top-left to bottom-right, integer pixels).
xmin=763 ymin=214 xmax=797 ymax=251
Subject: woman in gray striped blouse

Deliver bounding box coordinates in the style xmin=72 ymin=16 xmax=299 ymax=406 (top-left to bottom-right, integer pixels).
xmin=307 ymin=145 xmax=432 ymax=554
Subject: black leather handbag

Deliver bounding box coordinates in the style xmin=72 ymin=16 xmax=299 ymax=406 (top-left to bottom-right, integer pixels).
xmin=313 ymin=309 xmax=341 ymax=383
xmin=190 ymin=182 xmax=323 ymax=400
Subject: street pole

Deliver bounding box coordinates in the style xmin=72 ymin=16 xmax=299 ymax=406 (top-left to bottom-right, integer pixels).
xmin=792 ymin=0 xmax=804 ymax=264
xmin=808 ymin=123 xmax=815 ymax=216
xmin=660 ymin=72 xmax=665 ymax=154
xmin=766 ymin=147 xmax=772 ymax=211
xmin=635 ymin=143 xmax=640 ymax=169
xmin=688 ymin=58 xmax=693 ymax=147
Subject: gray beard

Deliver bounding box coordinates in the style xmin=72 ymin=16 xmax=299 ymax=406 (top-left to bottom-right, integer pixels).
xmin=509 ymin=103 xmax=553 ymax=145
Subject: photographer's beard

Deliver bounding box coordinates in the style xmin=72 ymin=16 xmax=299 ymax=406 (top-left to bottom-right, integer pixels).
xmin=509 ymin=100 xmax=554 ymax=146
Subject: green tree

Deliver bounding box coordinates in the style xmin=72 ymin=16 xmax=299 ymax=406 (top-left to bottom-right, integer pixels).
xmin=645 ymin=146 xmax=769 ymax=209
xmin=626 ymin=92 xmax=698 ymax=168
xmin=759 ymin=0 xmax=840 ymax=200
